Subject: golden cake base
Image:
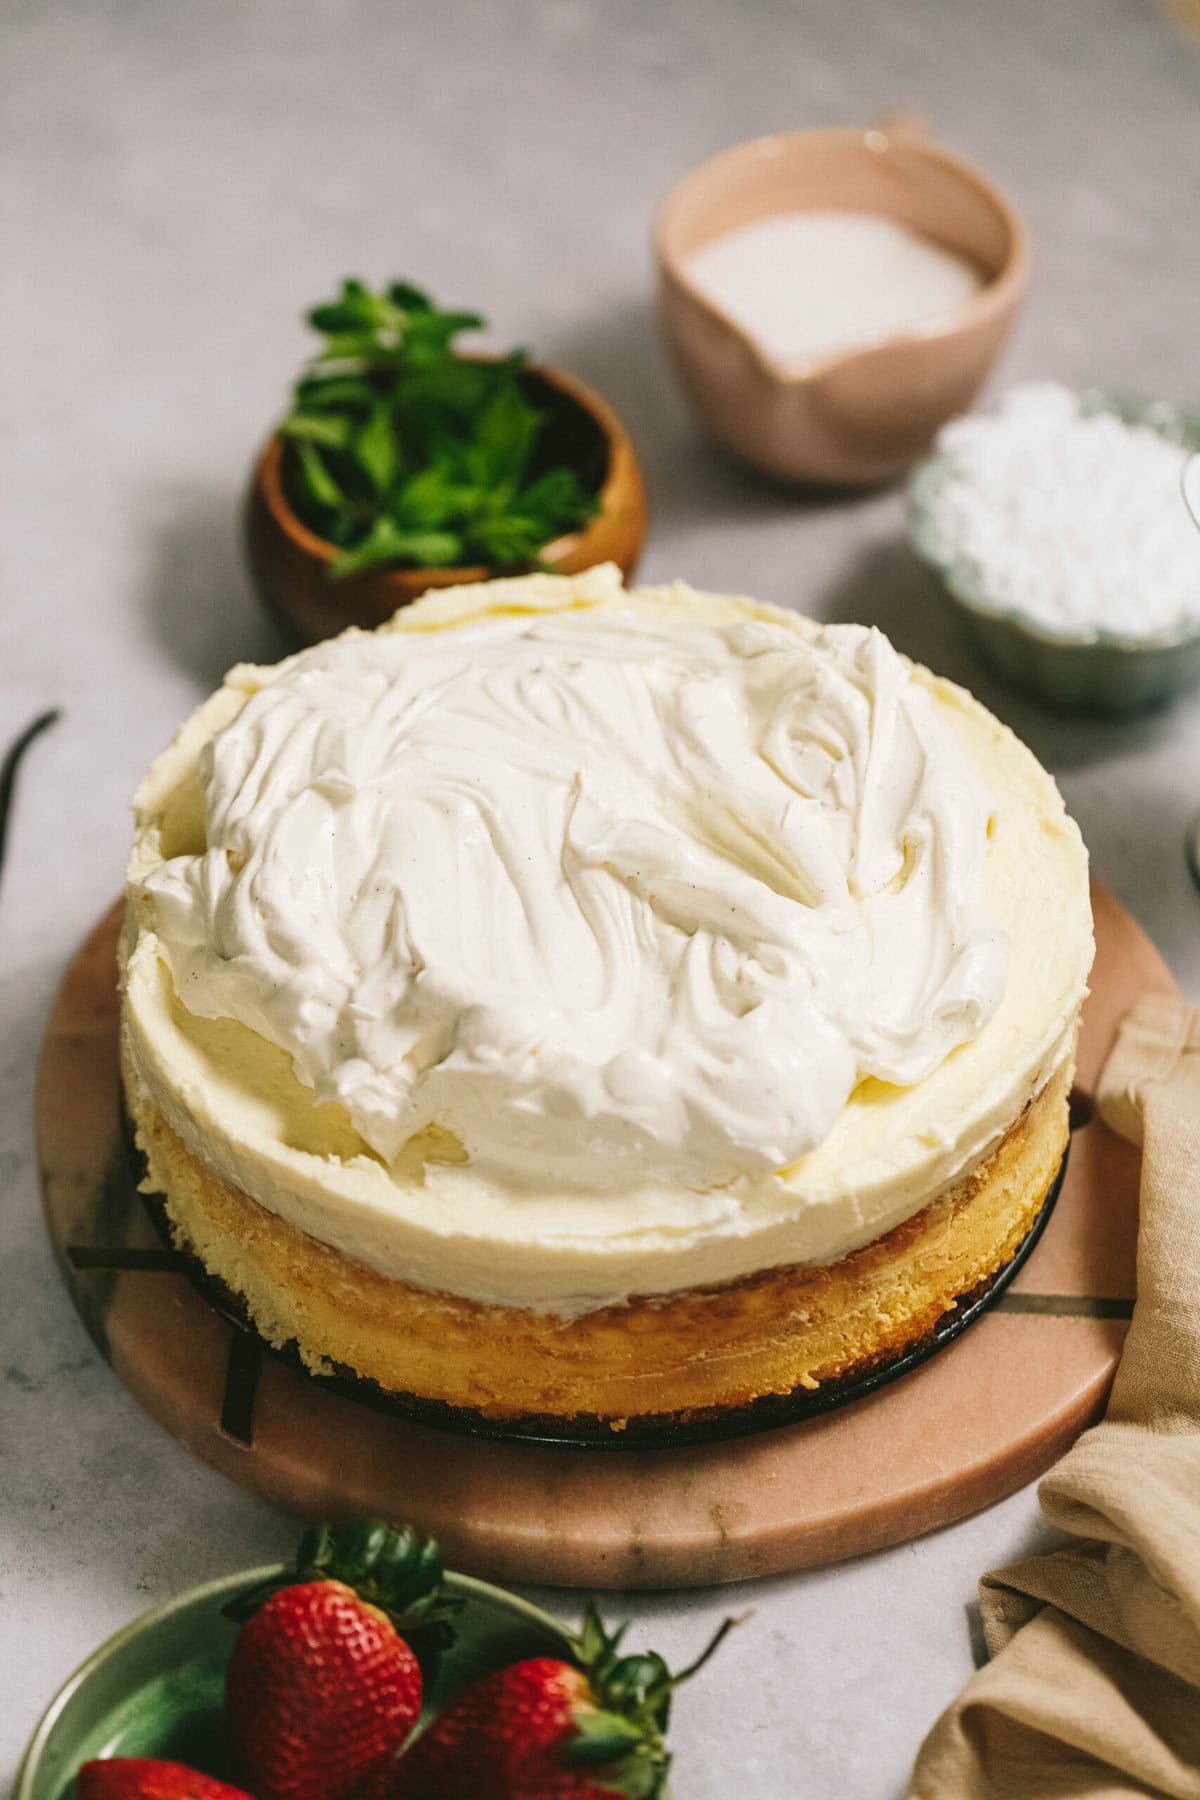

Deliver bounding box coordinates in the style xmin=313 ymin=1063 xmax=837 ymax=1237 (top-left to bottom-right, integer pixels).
xmin=124 ymin=1079 xmax=1068 ymax=1445
xmin=127 ymin=1140 xmax=1066 ymax=1448
xmin=37 ymin=882 xmax=1170 ymax=1588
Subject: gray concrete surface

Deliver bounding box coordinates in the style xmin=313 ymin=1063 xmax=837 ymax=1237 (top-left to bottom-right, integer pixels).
xmin=3 ymin=2 xmax=1199 ymax=1794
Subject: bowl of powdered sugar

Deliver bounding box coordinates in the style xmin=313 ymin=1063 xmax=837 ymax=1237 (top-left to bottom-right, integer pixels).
xmin=908 ymin=383 xmax=1200 ymax=714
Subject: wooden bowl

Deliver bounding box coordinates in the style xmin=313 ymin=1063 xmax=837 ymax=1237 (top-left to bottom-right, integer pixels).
xmin=245 ymin=361 xmax=647 ymax=646
xmin=655 ymin=124 xmax=1030 ymax=486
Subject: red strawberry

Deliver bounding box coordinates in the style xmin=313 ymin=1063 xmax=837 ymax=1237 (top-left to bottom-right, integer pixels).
xmin=75 ymin=1761 xmax=253 ymax=1798
xmin=370 ymin=1604 xmax=739 ymax=1799
xmin=224 ymin=1519 xmax=456 ymax=1800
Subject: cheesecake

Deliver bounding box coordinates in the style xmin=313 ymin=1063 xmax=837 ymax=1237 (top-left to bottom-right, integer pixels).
xmin=119 ymin=566 xmax=1092 ymax=1434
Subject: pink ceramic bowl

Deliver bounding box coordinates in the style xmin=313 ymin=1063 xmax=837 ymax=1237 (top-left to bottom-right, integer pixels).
xmin=655 ymin=125 xmax=1030 ymax=485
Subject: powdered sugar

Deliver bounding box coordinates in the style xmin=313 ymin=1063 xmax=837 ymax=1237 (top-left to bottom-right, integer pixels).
xmin=919 ymin=383 xmax=1200 ymax=641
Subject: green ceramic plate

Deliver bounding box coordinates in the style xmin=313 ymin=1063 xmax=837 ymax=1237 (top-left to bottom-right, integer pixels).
xmin=14 ymin=1566 xmax=573 ymax=1800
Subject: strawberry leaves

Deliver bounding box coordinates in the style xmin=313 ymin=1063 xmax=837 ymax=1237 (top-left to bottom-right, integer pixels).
xmin=295 ymin=1519 xmax=452 ymax=1630
xmin=555 ymin=1603 xmax=746 ymax=1797
xmin=224 ymin=1519 xmax=460 ymax=1648
xmin=277 ymin=278 xmax=600 ymax=576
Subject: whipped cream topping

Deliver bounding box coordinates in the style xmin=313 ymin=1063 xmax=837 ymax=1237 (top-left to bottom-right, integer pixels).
xmin=140 ymin=606 xmax=1008 ymax=1191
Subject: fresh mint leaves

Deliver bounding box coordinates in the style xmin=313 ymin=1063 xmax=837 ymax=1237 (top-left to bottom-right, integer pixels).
xmin=279 ymin=279 xmax=600 ymax=577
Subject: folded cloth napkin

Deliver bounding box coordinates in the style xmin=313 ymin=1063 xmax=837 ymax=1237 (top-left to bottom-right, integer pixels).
xmin=910 ymin=994 xmax=1200 ymax=1798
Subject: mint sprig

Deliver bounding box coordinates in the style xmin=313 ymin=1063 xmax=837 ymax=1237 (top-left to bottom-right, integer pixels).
xmin=278 ymin=278 xmax=601 ymax=577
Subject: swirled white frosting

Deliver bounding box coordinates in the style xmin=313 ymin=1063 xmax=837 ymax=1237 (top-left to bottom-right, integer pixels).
xmin=139 ymin=604 xmax=1008 ymax=1190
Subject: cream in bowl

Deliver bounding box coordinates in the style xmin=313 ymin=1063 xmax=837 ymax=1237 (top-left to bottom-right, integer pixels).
xmin=655 ymin=126 xmax=1030 ymax=485
xmin=681 ymin=209 xmax=984 ymax=373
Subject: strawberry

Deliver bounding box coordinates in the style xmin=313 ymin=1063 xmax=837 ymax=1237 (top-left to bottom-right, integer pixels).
xmin=370 ymin=1603 xmax=739 ymax=1799
xmin=75 ymin=1761 xmax=253 ymax=1798
xmin=224 ymin=1519 xmax=457 ymax=1800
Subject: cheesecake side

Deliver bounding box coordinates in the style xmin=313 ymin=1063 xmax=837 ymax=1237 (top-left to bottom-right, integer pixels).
xmin=123 ymin=1035 xmax=1070 ymax=1428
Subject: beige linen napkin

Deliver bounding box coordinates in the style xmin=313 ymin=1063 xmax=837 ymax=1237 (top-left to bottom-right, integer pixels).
xmin=910 ymin=994 xmax=1200 ymax=1799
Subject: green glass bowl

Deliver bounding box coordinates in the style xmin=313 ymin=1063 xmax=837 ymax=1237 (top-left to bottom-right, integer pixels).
xmin=14 ymin=1567 xmax=574 ymax=1800
xmin=907 ymin=391 xmax=1200 ymax=716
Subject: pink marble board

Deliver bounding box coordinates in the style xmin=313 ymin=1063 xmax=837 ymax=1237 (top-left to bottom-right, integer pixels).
xmin=35 ymin=883 xmax=1173 ymax=1589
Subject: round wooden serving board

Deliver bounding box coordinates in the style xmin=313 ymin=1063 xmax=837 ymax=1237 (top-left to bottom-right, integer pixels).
xmin=37 ymin=882 xmax=1173 ymax=1590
